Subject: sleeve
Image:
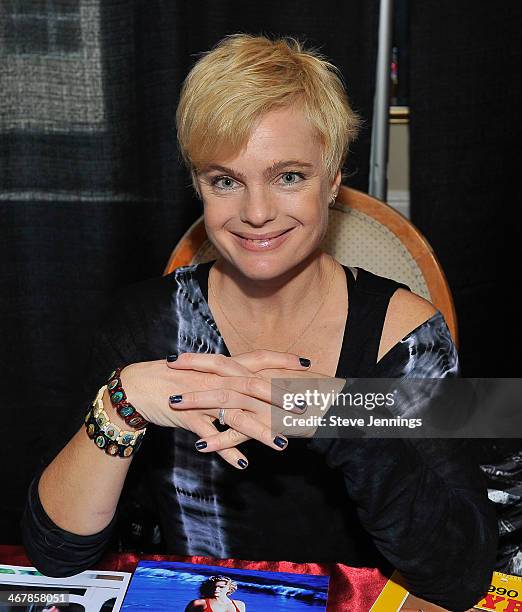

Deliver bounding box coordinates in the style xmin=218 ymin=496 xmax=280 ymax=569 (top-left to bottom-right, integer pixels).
xmin=307 ymin=313 xmax=498 ymax=611
xmin=21 ymin=473 xmax=118 ymax=577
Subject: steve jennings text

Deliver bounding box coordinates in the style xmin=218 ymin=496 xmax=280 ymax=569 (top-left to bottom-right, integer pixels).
xmin=282 ymin=414 xmax=423 ymax=429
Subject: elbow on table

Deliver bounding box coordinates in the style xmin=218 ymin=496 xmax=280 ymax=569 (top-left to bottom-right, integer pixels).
xmin=21 ymin=517 xmax=105 ymax=578
xmin=409 ymin=566 xmax=495 ymax=612
xmin=411 ymin=573 xmax=494 ymax=612
xmin=22 ymin=536 xmax=108 ymax=578
xmin=23 ymin=552 xmax=96 ymax=579
xmin=406 ymin=500 xmax=499 ymax=611
xmin=21 ymin=497 xmax=111 ymax=578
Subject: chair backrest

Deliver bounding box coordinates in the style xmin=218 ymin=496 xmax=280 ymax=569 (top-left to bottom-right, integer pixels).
xmin=164 ymin=185 xmax=458 ymax=347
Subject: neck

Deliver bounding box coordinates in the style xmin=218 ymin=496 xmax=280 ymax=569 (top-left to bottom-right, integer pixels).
xmin=209 ymin=250 xmax=333 ymax=325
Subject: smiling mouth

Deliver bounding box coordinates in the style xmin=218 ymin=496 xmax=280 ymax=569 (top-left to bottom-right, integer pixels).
xmin=232 ymin=228 xmax=294 ymax=241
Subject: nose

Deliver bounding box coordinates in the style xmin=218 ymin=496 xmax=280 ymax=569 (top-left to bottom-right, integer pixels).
xmin=239 ymin=184 xmax=277 ymax=226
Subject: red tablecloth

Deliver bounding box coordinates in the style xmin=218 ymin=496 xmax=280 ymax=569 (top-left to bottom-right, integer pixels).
xmin=0 ymin=545 xmax=388 ymax=611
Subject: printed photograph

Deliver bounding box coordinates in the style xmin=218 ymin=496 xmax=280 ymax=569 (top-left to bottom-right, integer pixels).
xmin=0 ymin=565 xmax=130 ymax=612
xmin=120 ymin=561 xmax=330 ymax=611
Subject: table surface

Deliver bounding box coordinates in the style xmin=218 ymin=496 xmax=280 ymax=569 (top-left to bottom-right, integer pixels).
xmin=0 ymin=545 xmax=388 ymax=611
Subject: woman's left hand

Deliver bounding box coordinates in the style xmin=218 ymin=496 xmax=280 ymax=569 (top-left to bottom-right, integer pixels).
xmin=167 ymin=350 xmax=346 ymax=454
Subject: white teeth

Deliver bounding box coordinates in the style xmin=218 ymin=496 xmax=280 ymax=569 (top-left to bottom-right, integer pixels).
xmin=247 ymin=234 xmax=283 ymax=241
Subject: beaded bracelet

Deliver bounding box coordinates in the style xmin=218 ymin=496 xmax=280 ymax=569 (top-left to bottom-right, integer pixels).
xmin=85 ymin=385 xmax=147 ymax=458
xmin=106 ymin=367 xmax=149 ymax=429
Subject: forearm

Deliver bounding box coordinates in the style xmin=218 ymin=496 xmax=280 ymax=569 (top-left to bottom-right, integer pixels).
xmin=38 ymin=389 xmax=133 ymax=535
xmin=309 ymin=436 xmax=497 ymax=611
xmin=22 ymin=389 xmax=136 ymax=576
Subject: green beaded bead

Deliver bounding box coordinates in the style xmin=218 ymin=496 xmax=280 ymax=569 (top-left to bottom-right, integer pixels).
xmin=119 ymin=405 xmax=134 ymax=417
xmin=111 ymin=391 xmax=124 ymax=403
xmin=120 ymin=433 xmax=133 ymax=445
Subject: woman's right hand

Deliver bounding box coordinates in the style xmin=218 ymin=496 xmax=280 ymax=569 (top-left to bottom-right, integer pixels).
xmin=118 ymin=351 xmax=312 ymax=468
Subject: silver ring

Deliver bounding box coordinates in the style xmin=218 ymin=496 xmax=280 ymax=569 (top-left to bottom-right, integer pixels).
xmin=218 ymin=408 xmax=226 ymax=426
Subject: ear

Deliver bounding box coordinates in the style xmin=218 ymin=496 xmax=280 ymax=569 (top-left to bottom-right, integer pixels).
xmin=332 ymin=169 xmax=342 ymax=195
xmin=328 ymin=170 xmax=342 ymax=207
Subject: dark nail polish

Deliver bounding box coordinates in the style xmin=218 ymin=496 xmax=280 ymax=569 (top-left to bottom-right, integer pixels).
xmin=294 ymin=399 xmax=307 ymax=413
xmin=299 ymin=357 xmax=311 ymax=368
xmin=273 ymin=435 xmax=288 ymax=449
xmin=195 ymin=440 xmax=207 ymax=450
xmin=170 ymin=394 xmax=183 ymax=403
xmin=238 ymin=459 xmax=248 ymax=469
xmin=167 ymin=354 xmax=178 ymax=362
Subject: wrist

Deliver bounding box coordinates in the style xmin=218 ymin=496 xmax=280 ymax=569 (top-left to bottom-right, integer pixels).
xmin=102 ymin=389 xmax=129 ymax=429
xmin=107 ymin=367 xmax=149 ymax=429
xmin=85 ymin=385 xmax=147 ymax=459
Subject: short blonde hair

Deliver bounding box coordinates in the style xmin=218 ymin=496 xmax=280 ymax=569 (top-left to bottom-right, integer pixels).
xmin=176 ymin=34 xmax=360 ymax=186
xmin=202 ymin=576 xmax=237 ymax=596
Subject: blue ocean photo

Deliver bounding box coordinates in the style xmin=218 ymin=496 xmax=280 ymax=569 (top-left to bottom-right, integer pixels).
xmin=121 ymin=560 xmax=330 ymax=611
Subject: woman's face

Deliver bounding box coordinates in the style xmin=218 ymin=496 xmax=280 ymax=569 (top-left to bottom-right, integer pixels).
xmin=197 ymin=105 xmax=341 ymax=280
xmin=213 ymin=580 xmax=229 ymax=597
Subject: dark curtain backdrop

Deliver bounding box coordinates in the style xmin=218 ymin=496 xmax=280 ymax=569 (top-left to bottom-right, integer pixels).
xmin=0 ymin=1 xmax=378 ymax=543
xmin=409 ymin=2 xmax=522 ymax=377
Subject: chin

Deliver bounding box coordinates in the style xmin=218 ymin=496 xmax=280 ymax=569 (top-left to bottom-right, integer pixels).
xmin=232 ymin=252 xmax=319 ymax=284
xmin=235 ymin=257 xmax=291 ymax=280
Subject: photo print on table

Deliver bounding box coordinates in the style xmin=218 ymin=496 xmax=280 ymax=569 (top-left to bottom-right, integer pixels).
xmin=120 ymin=560 xmax=330 ymax=611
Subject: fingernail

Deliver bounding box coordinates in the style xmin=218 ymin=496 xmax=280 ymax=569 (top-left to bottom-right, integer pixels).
xmin=273 ymin=435 xmax=288 ymax=449
xmin=166 ymin=354 xmax=178 ymax=362
xmin=238 ymin=459 xmax=248 ymax=469
xmin=294 ymin=399 xmax=307 ymax=413
xmin=170 ymin=394 xmax=183 ymax=403
xmin=299 ymin=357 xmax=311 ymax=368
xmin=195 ymin=440 xmax=207 ymax=450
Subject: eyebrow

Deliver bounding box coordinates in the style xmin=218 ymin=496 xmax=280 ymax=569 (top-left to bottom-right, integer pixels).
xmin=200 ymin=160 xmax=315 ymax=181
xmin=264 ymin=160 xmax=315 ymax=178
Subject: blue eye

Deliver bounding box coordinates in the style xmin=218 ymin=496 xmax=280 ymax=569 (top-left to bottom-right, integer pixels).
xmin=280 ymin=172 xmax=304 ymax=185
xmin=212 ymin=176 xmax=238 ymax=190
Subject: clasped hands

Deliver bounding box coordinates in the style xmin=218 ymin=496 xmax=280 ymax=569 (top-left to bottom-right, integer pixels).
xmin=120 ymin=350 xmax=346 ymax=469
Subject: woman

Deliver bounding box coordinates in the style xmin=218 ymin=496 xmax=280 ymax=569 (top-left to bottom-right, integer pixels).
xmin=22 ymin=34 xmax=496 ymax=611
xmin=185 ymin=576 xmax=245 ymax=612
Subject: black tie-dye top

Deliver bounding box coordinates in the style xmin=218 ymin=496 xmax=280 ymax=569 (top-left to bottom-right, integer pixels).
xmin=23 ymin=261 xmax=499 ymax=610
